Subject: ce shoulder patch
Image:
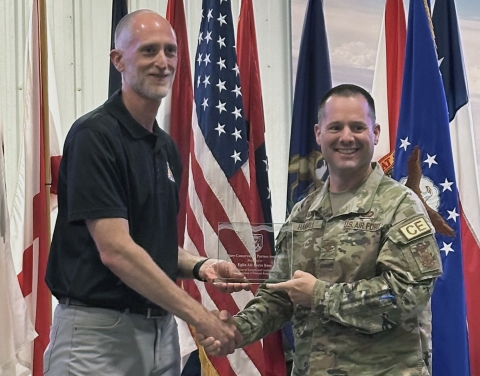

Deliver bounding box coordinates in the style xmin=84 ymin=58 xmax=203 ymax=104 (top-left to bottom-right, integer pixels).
xmin=399 ymin=217 xmax=431 ymax=241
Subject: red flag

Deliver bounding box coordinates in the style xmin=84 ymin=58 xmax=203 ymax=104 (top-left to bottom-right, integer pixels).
xmin=166 ymin=0 xmax=193 ymax=244
xmin=165 ymin=0 xmax=199 ymax=366
xmin=372 ymin=0 xmax=406 ymax=172
xmin=237 ymin=0 xmax=286 ymax=375
xmin=11 ymin=0 xmax=51 ymax=374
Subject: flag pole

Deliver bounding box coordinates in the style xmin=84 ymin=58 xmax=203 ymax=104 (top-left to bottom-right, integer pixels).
xmin=38 ymin=0 xmax=51 ymax=246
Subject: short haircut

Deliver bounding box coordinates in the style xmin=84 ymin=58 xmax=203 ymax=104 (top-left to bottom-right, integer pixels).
xmin=317 ymin=83 xmax=376 ymax=124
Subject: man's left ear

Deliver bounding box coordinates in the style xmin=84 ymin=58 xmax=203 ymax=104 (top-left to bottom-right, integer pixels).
xmin=374 ymin=123 xmax=380 ymax=145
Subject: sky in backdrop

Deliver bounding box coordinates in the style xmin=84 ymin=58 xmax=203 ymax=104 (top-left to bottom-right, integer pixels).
xmin=291 ymin=0 xmax=480 ymax=149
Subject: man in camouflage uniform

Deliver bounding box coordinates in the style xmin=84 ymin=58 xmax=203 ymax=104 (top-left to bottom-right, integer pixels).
xmin=198 ymin=84 xmax=442 ymax=375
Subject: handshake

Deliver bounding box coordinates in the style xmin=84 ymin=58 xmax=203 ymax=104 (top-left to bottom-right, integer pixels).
xmin=194 ymin=269 xmax=317 ymax=356
xmin=195 ymin=310 xmax=242 ymax=356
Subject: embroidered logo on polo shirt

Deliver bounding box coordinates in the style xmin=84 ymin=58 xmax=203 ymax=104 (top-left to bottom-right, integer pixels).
xmin=166 ymin=162 xmax=175 ymax=182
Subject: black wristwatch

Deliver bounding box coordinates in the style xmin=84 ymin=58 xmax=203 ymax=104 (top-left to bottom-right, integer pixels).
xmin=192 ymin=258 xmax=209 ymax=282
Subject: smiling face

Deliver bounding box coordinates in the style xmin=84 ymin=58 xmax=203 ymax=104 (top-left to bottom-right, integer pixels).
xmin=112 ymin=12 xmax=178 ymax=102
xmin=315 ymin=94 xmax=380 ymax=183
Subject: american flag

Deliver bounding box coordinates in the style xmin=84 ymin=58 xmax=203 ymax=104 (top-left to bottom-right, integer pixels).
xmin=393 ymin=0 xmax=469 ymax=374
xmin=183 ymin=0 xmax=284 ymax=374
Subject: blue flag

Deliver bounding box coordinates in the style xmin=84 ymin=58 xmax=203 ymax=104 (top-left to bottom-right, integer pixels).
xmin=393 ymin=0 xmax=470 ymax=375
xmin=433 ymin=0 xmax=480 ymax=374
xmin=432 ymin=0 xmax=468 ymax=121
xmin=287 ymin=0 xmax=331 ymax=212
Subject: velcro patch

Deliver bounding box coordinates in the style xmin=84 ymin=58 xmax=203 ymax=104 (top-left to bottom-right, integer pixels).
xmin=344 ymin=220 xmax=382 ymax=231
xmin=399 ymin=217 xmax=431 ymax=241
xmin=410 ymin=240 xmax=442 ymax=275
xmin=292 ymin=220 xmax=323 ymax=232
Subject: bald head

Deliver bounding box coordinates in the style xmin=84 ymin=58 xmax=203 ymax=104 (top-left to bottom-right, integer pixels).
xmin=114 ymin=10 xmax=175 ymax=50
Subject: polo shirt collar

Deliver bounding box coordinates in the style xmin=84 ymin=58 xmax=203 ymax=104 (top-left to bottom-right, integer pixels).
xmin=104 ymin=90 xmax=165 ymax=143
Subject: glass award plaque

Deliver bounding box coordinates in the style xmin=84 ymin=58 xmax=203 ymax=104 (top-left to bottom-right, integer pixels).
xmin=217 ymin=222 xmax=293 ymax=284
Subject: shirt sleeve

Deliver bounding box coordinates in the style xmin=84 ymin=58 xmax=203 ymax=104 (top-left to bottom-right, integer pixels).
xmin=233 ymin=287 xmax=294 ymax=347
xmin=64 ymin=124 xmax=127 ymax=222
xmin=311 ymin=207 xmax=442 ymax=334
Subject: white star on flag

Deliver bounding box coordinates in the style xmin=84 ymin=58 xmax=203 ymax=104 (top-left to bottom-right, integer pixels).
xmin=203 ymin=75 xmax=210 ymax=88
xmin=216 ymin=100 xmax=226 ymax=113
xmin=217 ymin=13 xmax=227 ymax=26
xmin=447 ymin=208 xmax=460 ymax=222
xmin=440 ymin=178 xmax=453 ymax=192
xmin=440 ymin=242 xmax=454 ymax=256
xmin=205 ymin=31 xmax=213 ymax=43
xmin=215 ymin=123 xmax=226 ymax=135
xmin=232 ymin=128 xmax=242 ymax=140
xmin=217 ymin=36 xmax=226 ymax=48
xmin=216 ymin=79 xmax=226 ymax=92
xmin=424 ymin=154 xmax=438 ymax=168
xmin=207 ymin=9 xmax=213 ymax=21
xmin=232 ymin=63 xmax=240 ymax=76
xmin=231 ymin=150 xmax=241 ymax=162
xmin=201 ymin=98 xmax=208 ymax=110
xmin=232 ymin=85 xmax=242 ymax=98
xmin=400 ymin=137 xmax=411 ymax=151
xmin=232 ymin=106 xmax=242 ymax=119
xmin=203 ymin=54 xmax=211 ymax=65
xmin=217 ymin=58 xmax=226 ymax=70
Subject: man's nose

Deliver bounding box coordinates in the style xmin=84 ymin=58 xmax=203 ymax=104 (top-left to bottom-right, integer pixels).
xmin=154 ymin=50 xmax=168 ymax=68
xmin=339 ymin=126 xmax=354 ymax=141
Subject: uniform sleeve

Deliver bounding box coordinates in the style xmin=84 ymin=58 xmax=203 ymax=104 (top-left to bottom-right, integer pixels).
xmin=233 ymin=287 xmax=294 ymax=347
xmin=311 ymin=203 xmax=442 ymax=334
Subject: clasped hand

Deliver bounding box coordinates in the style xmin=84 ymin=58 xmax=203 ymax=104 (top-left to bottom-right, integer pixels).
xmin=196 ymin=310 xmax=242 ymax=356
xmin=196 ymin=271 xmax=317 ymax=357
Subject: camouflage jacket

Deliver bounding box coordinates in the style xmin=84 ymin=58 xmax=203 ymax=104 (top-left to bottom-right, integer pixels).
xmin=234 ymin=163 xmax=442 ymax=376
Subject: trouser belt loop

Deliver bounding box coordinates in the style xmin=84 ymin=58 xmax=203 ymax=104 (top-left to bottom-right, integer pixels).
xmin=146 ymin=308 xmax=165 ymax=319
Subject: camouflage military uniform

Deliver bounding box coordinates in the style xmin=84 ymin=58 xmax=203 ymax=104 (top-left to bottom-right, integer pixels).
xmin=234 ymin=163 xmax=442 ymax=376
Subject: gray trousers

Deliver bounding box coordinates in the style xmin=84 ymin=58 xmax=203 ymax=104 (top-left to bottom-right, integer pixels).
xmin=44 ymin=304 xmax=180 ymax=376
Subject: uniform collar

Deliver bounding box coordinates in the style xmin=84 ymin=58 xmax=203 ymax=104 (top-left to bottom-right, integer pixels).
xmin=310 ymin=163 xmax=384 ymax=218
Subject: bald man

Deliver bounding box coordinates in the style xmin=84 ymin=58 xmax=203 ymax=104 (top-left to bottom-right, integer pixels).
xmin=44 ymin=10 xmax=245 ymax=376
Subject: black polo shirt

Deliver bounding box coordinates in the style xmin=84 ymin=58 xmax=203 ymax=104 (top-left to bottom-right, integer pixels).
xmin=46 ymin=90 xmax=182 ymax=309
